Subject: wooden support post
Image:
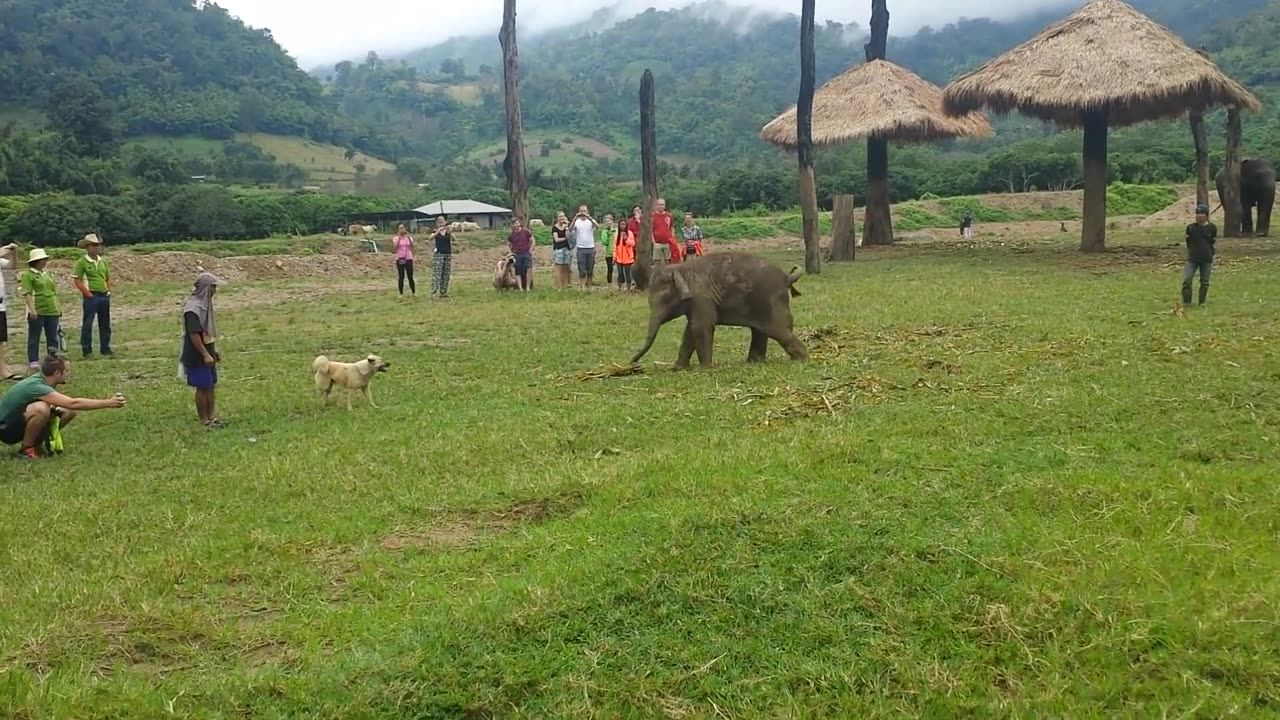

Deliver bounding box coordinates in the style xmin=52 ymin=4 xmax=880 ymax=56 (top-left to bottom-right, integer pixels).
xmin=862 ymin=0 xmax=893 ymax=247
xmin=635 ymin=69 xmax=658 ymax=290
xmin=1223 ymin=108 xmax=1243 ymax=237
xmin=830 ymin=194 xmax=856 ymax=261
xmin=1080 ymin=109 xmax=1109 ymax=253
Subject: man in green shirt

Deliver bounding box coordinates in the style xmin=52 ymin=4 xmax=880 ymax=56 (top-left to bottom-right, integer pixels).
xmin=73 ymin=233 xmax=113 ymax=358
xmin=0 ymin=355 xmax=126 ymax=459
xmin=19 ymin=248 xmax=61 ymax=370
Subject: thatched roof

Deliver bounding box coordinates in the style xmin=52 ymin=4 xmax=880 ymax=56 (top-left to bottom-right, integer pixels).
xmin=760 ymin=59 xmax=993 ymax=149
xmin=943 ymin=0 xmax=1261 ymax=127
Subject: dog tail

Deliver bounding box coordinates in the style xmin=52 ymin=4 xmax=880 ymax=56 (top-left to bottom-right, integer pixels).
xmin=312 ymin=355 xmax=329 ymax=372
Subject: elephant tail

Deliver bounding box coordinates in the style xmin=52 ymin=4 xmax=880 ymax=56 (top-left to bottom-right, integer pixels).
xmin=787 ymin=266 xmax=803 ymax=297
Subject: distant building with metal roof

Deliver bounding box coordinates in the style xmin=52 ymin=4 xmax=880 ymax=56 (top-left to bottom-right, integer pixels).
xmin=344 ymin=199 xmax=514 ymax=232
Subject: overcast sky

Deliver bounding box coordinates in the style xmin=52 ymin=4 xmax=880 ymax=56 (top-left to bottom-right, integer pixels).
xmin=214 ymin=0 xmax=1076 ymax=68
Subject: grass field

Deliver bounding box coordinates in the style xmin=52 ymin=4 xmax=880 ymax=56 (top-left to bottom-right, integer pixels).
xmin=129 ymin=134 xmax=395 ymax=182
xmin=2 ymin=229 xmax=1278 ymax=717
xmin=464 ymin=131 xmax=633 ymax=172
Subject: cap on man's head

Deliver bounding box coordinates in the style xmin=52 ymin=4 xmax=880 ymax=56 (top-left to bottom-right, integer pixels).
xmin=1195 ymin=204 xmax=1210 ymax=215
xmin=78 ymin=233 xmax=103 ymax=249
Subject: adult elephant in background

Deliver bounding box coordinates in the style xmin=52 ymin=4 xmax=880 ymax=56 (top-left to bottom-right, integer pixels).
xmin=630 ymin=252 xmax=808 ymax=369
xmin=1216 ymin=158 xmax=1276 ymax=237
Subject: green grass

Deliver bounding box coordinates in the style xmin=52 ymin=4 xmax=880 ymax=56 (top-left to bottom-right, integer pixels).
xmin=463 ymin=131 xmax=627 ymax=171
xmin=3 ymin=229 xmax=1279 ymax=716
xmin=128 ymin=134 xmax=395 ymax=180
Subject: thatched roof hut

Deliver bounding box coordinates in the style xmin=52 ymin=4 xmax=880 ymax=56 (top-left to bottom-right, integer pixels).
xmin=761 ymin=59 xmax=993 ymax=148
xmin=761 ymin=59 xmax=992 ymax=250
xmin=942 ymin=0 xmax=1260 ymax=251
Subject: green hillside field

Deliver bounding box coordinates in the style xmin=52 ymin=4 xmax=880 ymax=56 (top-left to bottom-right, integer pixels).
xmin=128 ymin=134 xmax=395 ymax=182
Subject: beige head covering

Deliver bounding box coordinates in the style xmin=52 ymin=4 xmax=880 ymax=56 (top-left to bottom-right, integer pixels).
xmin=78 ymin=233 xmax=103 ymax=249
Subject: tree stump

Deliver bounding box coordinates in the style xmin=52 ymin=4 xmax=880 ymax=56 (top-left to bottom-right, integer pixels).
xmin=830 ymin=194 xmax=856 ymax=261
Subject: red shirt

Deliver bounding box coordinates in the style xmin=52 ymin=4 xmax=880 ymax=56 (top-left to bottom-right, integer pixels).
xmin=653 ymin=211 xmax=675 ymax=242
xmin=627 ymin=217 xmax=640 ymax=237
xmin=507 ymin=229 xmax=533 ymax=254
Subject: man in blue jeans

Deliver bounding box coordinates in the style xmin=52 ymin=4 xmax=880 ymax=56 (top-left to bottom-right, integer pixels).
xmin=73 ymin=234 xmax=113 ymax=358
xmin=1182 ymin=204 xmax=1217 ymax=307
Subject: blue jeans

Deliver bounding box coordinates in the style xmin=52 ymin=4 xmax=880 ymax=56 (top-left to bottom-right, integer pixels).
xmin=81 ymin=293 xmax=112 ymax=355
xmin=27 ymin=315 xmax=60 ymax=364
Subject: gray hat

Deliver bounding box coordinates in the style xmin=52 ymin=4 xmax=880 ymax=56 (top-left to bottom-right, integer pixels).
xmin=1195 ymin=204 xmax=1210 ymax=215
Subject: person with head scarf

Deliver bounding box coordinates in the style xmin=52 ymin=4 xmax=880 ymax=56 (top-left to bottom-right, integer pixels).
xmin=180 ymin=273 xmax=224 ymax=428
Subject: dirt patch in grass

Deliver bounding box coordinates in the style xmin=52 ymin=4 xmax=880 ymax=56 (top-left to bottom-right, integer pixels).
xmin=379 ymin=492 xmax=586 ymax=552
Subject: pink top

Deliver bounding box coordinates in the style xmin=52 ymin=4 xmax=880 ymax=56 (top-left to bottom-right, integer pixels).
xmin=393 ymin=234 xmax=414 ymax=261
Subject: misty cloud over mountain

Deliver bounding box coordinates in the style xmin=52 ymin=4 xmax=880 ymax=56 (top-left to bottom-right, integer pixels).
xmin=215 ymin=0 xmax=1079 ymax=67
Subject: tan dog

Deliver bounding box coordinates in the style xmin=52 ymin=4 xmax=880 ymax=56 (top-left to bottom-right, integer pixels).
xmin=312 ymin=354 xmax=390 ymax=410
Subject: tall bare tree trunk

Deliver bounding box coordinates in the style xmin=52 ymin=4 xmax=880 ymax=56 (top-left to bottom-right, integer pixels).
xmin=1190 ymin=112 xmax=1210 ymax=208
xmin=1080 ymin=109 xmax=1109 ymax=253
xmin=1190 ymin=49 xmax=1211 ymax=209
xmin=830 ymin=194 xmax=856 ymax=261
xmin=797 ymin=0 xmax=821 ymax=274
xmin=1223 ymin=108 xmax=1243 ymax=237
xmin=862 ymin=0 xmax=893 ymax=246
xmin=635 ymin=69 xmax=658 ymax=290
xmin=499 ymin=0 xmax=528 ymax=225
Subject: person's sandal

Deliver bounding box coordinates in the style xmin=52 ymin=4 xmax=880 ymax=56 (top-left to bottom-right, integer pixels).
xmin=204 ymin=419 xmax=227 ymax=429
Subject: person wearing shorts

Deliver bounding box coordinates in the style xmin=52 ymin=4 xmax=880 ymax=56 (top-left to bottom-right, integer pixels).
xmin=507 ymin=219 xmax=535 ymax=291
xmin=653 ymin=198 xmax=678 ymax=265
xmin=551 ymin=212 xmax=572 ymax=290
xmin=0 ymin=355 xmax=126 ymax=459
xmin=181 ymin=273 xmax=224 ymax=429
xmin=571 ymin=205 xmax=598 ymax=289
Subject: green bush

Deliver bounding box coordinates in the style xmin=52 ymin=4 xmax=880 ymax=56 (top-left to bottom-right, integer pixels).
xmin=1107 ymin=183 xmax=1179 ymax=216
xmin=777 ymin=213 xmax=833 ymax=236
xmin=895 ymin=204 xmax=952 ymax=231
xmin=936 ymin=197 xmax=1014 ymax=223
xmin=700 ymin=217 xmax=776 ymax=241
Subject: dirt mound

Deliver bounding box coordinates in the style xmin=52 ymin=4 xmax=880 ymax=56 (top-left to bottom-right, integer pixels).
xmin=1141 ymin=191 xmax=1221 ymax=228
xmin=42 ymin=251 xmax=389 ymax=284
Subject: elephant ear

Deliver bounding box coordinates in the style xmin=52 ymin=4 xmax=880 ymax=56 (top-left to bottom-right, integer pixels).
xmin=672 ymin=270 xmax=693 ymax=301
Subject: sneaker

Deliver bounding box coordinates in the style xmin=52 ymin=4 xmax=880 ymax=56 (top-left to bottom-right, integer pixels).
xmin=101 ymin=349 xmax=114 ymax=357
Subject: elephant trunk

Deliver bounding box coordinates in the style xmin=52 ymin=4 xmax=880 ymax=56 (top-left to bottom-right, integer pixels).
xmin=631 ymin=314 xmax=663 ymax=364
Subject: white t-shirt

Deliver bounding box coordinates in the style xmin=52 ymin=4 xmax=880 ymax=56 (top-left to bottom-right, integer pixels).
xmin=0 ymin=257 xmax=9 ymax=312
xmin=571 ymin=217 xmax=596 ymax=249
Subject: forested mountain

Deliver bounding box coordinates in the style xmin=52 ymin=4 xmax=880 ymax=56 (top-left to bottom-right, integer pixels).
xmin=325 ymin=0 xmax=1273 ymax=169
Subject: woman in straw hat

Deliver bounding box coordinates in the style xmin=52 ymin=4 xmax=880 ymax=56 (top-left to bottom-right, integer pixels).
xmin=73 ymin=234 xmax=113 ymax=358
xmin=19 ymin=248 xmax=62 ymax=370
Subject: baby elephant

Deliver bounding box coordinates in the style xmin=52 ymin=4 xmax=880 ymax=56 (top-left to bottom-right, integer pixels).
xmin=631 ymin=251 xmax=808 ymax=368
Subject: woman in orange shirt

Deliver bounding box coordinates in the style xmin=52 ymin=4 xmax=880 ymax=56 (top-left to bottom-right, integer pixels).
xmin=613 ymin=219 xmax=636 ymax=291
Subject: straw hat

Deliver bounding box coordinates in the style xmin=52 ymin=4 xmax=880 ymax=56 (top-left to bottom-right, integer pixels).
xmin=78 ymin=233 xmax=102 ymax=249
xmin=28 ymin=248 xmax=49 ymax=263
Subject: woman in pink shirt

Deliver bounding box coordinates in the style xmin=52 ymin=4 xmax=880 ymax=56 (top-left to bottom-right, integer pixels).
xmin=392 ymin=224 xmax=416 ymax=296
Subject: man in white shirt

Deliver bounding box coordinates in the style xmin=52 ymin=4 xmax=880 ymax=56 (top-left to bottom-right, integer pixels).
xmin=571 ymin=205 xmax=599 ymax=289
xmin=0 ymin=242 xmax=17 ymax=380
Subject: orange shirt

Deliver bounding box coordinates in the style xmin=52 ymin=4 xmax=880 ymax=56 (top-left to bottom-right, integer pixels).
xmin=614 ymin=230 xmax=636 ymax=264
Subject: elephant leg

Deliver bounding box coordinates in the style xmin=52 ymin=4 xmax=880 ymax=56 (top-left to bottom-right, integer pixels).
xmin=674 ymin=322 xmax=696 ymax=370
xmin=768 ymin=321 xmax=809 ymax=361
xmin=1243 ymin=202 xmax=1255 ymax=235
xmin=747 ymin=329 xmax=769 ymax=363
xmin=1260 ymin=195 xmax=1274 ymax=237
xmin=693 ymin=321 xmax=715 ymax=367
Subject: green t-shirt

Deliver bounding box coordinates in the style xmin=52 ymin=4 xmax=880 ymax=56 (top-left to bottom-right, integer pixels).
xmin=73 ymin=255 xmax=111 ymax=293
xmin=0 ymin=375 xmax=55 ymax=422
xmin=600 ymin=227 xmax=615 ymax=255
xmin=20 ymin=269 xmax=60 ymax=317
